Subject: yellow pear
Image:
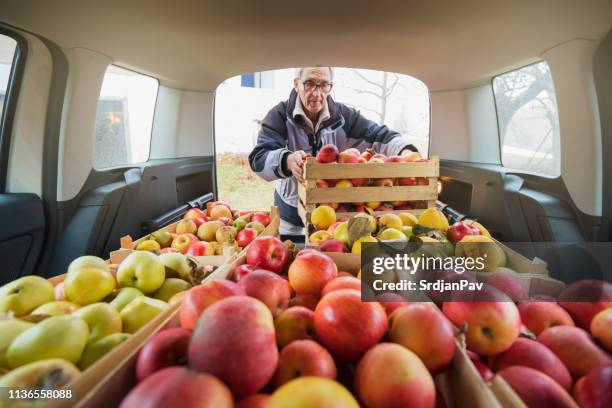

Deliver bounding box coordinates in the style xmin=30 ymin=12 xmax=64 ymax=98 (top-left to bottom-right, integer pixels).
xmin=73 ymin=303 xmax=122 ymax=344
xmin=120 ymin=297 xmax=167 ymax=334
xmin=31 ymin=301 xmax=80 ymax=316
xmin=418 ymin=208 xmax=449 ymax=232
xmin=78 ymin=333 xmax=131 ymax=370
xmin=0 ymin=358 xmax=80 ymax=388
xmin=0 ymin=320 xmax=35 ymax=368
xmin=153 ymin=279 xmax=192 ymax=302
xmin=7 ymin=315 xmax=89 ymax=368
xmin=0 ymin=276 xmax=54 ymax=316
xmin=64 ymin=256 xmax=116 ymax=305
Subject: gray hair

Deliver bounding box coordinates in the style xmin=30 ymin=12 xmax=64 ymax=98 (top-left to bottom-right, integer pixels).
xmin=295 ymin=67 xmax=334 ymax=80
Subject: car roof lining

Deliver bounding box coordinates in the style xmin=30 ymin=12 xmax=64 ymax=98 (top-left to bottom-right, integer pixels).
xmin=1 ymin=0 xmax=611 ymax=92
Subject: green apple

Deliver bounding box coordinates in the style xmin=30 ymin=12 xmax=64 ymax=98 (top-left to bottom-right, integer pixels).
xmin=158 ymin=252 xmax=193 ymax=280
xmin=78 ymin=332 xmax=131 ymax=370
xmin=0 ymin=358 xmax=80 ymax=388
xmin=0 ymin=276 xmax=54 ymax=316
xmin=73 ymin=303 xmax=122 ymax=344
xmin=7 ymin=315 xmax=89 ymax=368
xmin=117 ymin=251 xmax=165 ymax=294
xmin=31 ymin=301 xmax=80 ymax=316
xmin=233 ymin=217 xmax=248 ymax=232
xmin=153 ymin=278 xmax=192 ymax=302
xmin=64 ymin=255 xmax=116 ymax=305
xmin=400 ymin=226 xmax=413 ymax=239
xmin=106 ymin=287 xmax=145 ymax=312
xmin=120 ymin=297 xmax=167 ymax=334
xmin=0 ymin=320 xmax=35 ymax=368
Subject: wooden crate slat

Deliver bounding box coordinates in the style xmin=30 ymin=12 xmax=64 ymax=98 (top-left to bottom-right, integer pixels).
xmin=304 ymin=184 xmax=438 ymax=204
xmin=304 ymin=156 xmax=440 ymax=179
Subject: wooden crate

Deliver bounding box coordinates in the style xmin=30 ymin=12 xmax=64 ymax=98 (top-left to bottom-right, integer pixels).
xmin=69 ymin=245 xmax=503 ymax=408
xmin=297 ymin=156 xmax=440 ymax=225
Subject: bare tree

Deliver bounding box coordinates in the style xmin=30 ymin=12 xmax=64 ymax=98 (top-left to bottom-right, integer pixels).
xmin=344 ymin=70 xmax=401 ymax=123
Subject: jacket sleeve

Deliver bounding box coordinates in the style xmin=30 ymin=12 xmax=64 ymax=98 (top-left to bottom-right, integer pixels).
xmin=343 ymin=106 xmax=418 ymax=155
xmin=248 ymin=103 xmax=293 ymax=182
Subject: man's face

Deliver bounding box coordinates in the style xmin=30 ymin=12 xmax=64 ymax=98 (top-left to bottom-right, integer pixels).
xmin=294 ymin=67 xmax=332 ymax=117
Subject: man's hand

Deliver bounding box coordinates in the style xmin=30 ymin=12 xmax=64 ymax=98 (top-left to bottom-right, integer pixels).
xmin=286 ymin=150 xmax=309 ymax=182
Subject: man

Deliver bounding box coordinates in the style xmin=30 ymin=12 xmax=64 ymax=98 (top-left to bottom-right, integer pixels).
xmin=248 ymin=66 xmax=418 ymax=236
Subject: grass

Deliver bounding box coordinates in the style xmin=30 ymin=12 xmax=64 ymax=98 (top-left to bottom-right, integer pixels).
xmin=216 ymin=152 xmax=275 ymax=211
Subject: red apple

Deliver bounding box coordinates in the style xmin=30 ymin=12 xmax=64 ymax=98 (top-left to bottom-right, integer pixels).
xmin=383 ymin=155 xmax=403 ymax=163
xmin=192 ymin=217 xmax=206 ymax=228
xmin=343 ymin=148 xmax=361 ymax=157
xmin=217 ymin=216 xmax=233 ymax=226
xmin=186 ymin=241 xmax=215 ymax=256
xmin=498 ymin=366 xmax=578 ymax=408
xmin=442 ymin=301 xmax=520 ymax=356
xmin=338 ymin=151 xmax=359 ymax=164
xmin=518 ymin=301 xmax=575 ymax=336
xmin=355 ymin=343 xmax=435 ymax=408
xmin=135 ymin=327 xmax=192 ymax=382
xmin=238 ymin=270 xmax=291 ymax=317
xmin=171 ymin=233 xmax=199 ymax=254
xmin=361 ymin=150 xmax=373 ymax=161
xmin=321 ymin=276 xmax=361 ymax=297
xmin=288 ymin=251 xmax=338 ymax=297
xmin=316 ymin=144 xmax=339 ymax=163
xmin=188 ymin=296 xmax=278 ymax=399
xmin=573 ymin=364 xmax=612 ymax=408
xmin=485 ymin=271 xmax=526 ymax=302
xmin=446 ymin=221 xmax=481 ymax=244
xmin=389 ymin=304 xmax=456 ymax=373
xmin=251 ymin=212 xmax=270 ymax=227
xmin=398 ymin=177 xmax=417 ymax=186
xmin=559 ymin=279 xmax=612 ymax=330
xmin=489 ymin=337 xmax=573 ymax=391
xmin=402 ymin=152 xmax=422 ymax=162
xmin=179 ymin=280 xmax=245 ymax=330
xmin=160 ymin=247 xmax=179 ymax=254
xmin=184 ymin=208 xmax=203 ymax=220
xmin=416 ymin=177 xmax=429 ymax=185
xmin=236 ymin=394 xmax=271 ymax=408
xmin=373 ymin=178 xmax=394 ymax=187
xmin=314 ymin=289 xmax=387 ymax=361
xmin=319 ymin=239 xmax=349 ymax=253
xmin=120 ymin=366 xmax=233 ymax=408
xmin=232 ymin=264 xmax=257 ymax=282
xmin=466 ymin=350 xmax=494 ymax=382
xmin=376 ymin=292 xmax=410 ymax=316
xmin=289 ymin=294 xmax=320 ymax=311
xmin=274 ymin=340 xmax=337 ymax=387
xmin=236 ymin=227 xmax=258 ymax=248
xmin=246 ymin=236 xmax=288 ymax=274
xmin=274 ymin=306 xmax=315 ymax=348
xmin=315 ymin=179 xmax=329 ymax=188
xmin=370 ymin=153 xmax=386 ymax=161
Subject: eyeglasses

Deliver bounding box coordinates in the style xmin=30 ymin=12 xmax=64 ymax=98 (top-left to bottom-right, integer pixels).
xmin=300 ymin=80 xmax=333 ymax=93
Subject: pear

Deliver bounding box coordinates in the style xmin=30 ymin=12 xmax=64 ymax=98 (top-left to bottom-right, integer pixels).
xmin=120 ymin=297 xmax=167 ymax=334
xmin=0 ymin=320 xmax=35 ymax=368
xmin=6 ymin=315 xmax=89 ymax=368
xmin=64 ymin=255 xmax=116 ymax=305
xmin=150 ymin=230 xmax=173 ymax=248
xmin=31 ymin=301 xmax=80 ymax=316
xmin=0 ymin=276 xmax=54 ymax=316
xmin=78 ymin=333 xmax=131 ymax=370
xmin=116 ymin=251 xmax=165 ymax=294
xmin=153 ymin=279 xmax=192 ymax=302
xmin=73 ymin=303 xmax=122 ymax=344
xmin=158 ymin=252 xmax=194 ymax=280
xmin=0 ymin=358 xmax=80 ymax=388
xmin=106 ymin=287 xmax=144 ymax=312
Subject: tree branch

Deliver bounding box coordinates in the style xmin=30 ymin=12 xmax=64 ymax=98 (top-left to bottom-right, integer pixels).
xmin=350 ymin=69 xmax=383 ymax=90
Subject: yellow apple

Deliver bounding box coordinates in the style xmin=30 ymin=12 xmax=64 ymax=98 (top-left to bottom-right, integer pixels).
xmin=268 ymin=377 xmax=359 ymax=408
xmin=31 ymin=301 xmax=80 ymax=316
xmin=7 ymin=315 xmax=89 ymax=368
xmin=399 ymin=212 xmax=419 ymax=227
xmin=377 ymin=213 xmax=403 ymax=230
xmin=377 ymin=228 xmax=408 ymax=242
xmin=120 ymin=297 xmax=167 ymax=334
xmin=73 ymin=303 xmax=122 ymax=344
xmin=106 ymin=287 xmax=145 ymax=312
xmin=78 ymin=332 xmax=131 ymax=370
xmin=351 ymin=235 xmax=378 ymax=254
xmin=153 ymin=278 xmax=192 ymax=302
xmin=64 ymin=256 xmax=116 ymax=305
xmin=0 ymin=320 xmax=35 ymax=368
xmin=332 ymin=222 xmax=349 ymax=244
xmin=136 ymin=239 xmax=162 ymax=251
xmin=116 ymin=251 xmax=165 ymax=294
xmin=0 ymin=276 xmax=54 ymax=316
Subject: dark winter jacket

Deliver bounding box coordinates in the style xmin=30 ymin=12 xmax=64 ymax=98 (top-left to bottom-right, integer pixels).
xmin=248 ymin=89 xmax=417 ymax=228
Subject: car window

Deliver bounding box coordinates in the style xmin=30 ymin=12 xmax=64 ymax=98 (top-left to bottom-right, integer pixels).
xmin=214 ymin=67 xmax=430 ymax=210
xmin=93 ymin=65 xmax=158 ymax=169
xmin=493 ymin=61 xmax=561 ymax=177
xmin=0 ymin=34 xmax=17 ymax=120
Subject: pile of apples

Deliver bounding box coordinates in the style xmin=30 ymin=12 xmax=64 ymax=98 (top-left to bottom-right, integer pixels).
xmin=441 ymin=277 xmax=612 ymax=408
xmin=135 ymin=201 xmax=270 ymax=256
xmin=312 ymin=144 xmax=430 ymax=212
xmin=119 ymin=236 xmax=452 ymax=408
xmin=0 ymin=249 xmax=206 ymax=389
